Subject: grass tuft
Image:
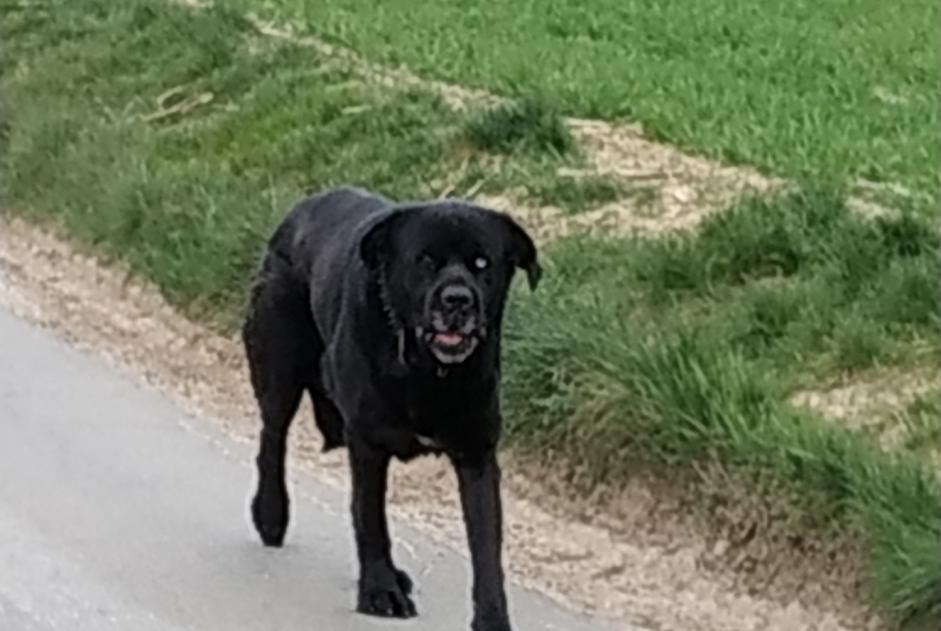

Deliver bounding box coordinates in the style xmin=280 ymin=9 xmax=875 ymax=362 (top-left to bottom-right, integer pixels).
xmin=898 ymin=393 xmax=941 ymax=457
xmin=527 ymin=188 xmax=940 ymax=386
xmin=464 ymin=98 xmax=574 ymax=156
xmin=528 ymin=174 xmax=637 ymax=215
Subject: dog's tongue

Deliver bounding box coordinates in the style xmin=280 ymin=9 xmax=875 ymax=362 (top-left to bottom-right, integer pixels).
xmin=434 ymin=332 xmax=464 ymax=347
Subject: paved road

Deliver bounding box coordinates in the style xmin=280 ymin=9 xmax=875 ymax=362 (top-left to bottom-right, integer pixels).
xmin=0 ymin=308 xmax=619 ymax=631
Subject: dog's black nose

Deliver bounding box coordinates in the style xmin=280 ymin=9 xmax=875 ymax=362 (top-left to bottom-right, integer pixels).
xmin=441 ymin=284 xmax=474 ymax=311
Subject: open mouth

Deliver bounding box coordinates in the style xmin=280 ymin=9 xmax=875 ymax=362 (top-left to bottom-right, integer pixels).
xmin=427 ymin=330 xmax=480 ymax=364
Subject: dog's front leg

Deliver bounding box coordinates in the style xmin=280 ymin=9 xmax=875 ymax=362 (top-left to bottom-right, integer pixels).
xmin=349 ymin=439 xmax=417 ymax=618
xmin=454 ymin=450 xmax=512 ymax=631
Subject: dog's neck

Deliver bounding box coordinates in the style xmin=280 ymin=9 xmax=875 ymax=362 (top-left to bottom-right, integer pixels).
xmin=375 ymin=270 xmax=410 ymax=370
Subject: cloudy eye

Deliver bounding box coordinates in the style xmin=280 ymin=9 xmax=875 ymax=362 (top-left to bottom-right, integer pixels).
xmin=473 ymin=256 xmax=489 ymax=271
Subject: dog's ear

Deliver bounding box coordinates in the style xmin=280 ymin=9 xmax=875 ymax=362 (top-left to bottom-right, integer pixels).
xmin=495 ymin=213 xmax=541 ymax=291
xmin=360 ymin=210 xmax=407 ymax=271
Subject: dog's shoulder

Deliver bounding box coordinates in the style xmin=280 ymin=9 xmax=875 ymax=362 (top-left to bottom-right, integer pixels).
xmin=288 ymin=186 xmax=389 ymax=248
xmin=263 ymin=187 xmax=389 ymax=275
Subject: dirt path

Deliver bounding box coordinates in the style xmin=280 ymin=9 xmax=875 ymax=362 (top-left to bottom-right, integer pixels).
xmin=0 ymin=213 xmax=883 ymax=630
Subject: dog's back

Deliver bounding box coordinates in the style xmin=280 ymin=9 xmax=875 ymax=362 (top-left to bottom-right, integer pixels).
xmin=266 ymin=186 xmax=391 ymax=285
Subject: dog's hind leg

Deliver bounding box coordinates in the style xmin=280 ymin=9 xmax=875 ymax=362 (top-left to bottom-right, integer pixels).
xmin=243 ymin=269 xmax=315 ymax=547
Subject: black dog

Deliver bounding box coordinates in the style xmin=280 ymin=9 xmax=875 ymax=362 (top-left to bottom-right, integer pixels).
xmin=242 ymin=186 xmax=540 ymax=631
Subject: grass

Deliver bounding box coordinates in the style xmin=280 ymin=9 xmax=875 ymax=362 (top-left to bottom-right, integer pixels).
xmin=528 ymin=174 xmax=631 ymax=215
xmin=502 ymin=319 xmax=941 ymax=625
xmin=506 ymin=188 xmax=941 ymax=391
xmin=894 ymin=392 xmax=941 ymax=458
xmin=502 ymin=195 xmax=941 ymax=622
xmin=2 ymin=0 xmax=940 ymax=626
xmin=463 ymin=98 xmax=574 ymax=157
xmin=0 ymin=0 xmax=606 ymax=321
xmin=224 ymin=0 xmax=941 ymax=207
xmin=629 ymin=189 xmax=941 ymax=383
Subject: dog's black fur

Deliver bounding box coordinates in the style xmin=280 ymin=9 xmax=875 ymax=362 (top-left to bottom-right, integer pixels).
xmin=243 ymin=186 xmax=540 ymax=631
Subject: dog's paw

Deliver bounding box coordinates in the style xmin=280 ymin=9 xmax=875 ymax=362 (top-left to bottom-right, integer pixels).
xmin=251 ymin=486 xmax=289 ymax=547
xmin=357 ymin=566 xmax=417 ymax=619
xmin=472 ymin=611 xmax=512 ymax=631
xmin=254 ymin=519 xmax=287 ymax=547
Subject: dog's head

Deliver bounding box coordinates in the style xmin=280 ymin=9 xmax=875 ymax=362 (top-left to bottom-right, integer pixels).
xmin=360 ymin=201 xmax=540 ymax=366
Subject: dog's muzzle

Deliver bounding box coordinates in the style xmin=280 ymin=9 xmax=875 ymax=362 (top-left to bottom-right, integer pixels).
xmin=423 ymin=283 xmax=483 ymax=365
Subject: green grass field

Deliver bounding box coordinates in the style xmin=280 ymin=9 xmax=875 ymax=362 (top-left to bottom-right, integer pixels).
xmin=2 ymin=0 xmax=939 ymax=625
xmin=226 ymin=0 xmax=941 ymax=208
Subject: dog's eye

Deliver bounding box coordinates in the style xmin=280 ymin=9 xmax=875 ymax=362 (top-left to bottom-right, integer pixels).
xmin=473 ymin=256 xmax=489 ymax=271
xmin=417 ymin=252 xmax=437 ymax=270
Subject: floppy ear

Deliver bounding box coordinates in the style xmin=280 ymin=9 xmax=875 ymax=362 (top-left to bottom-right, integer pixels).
xmin=360 ymin=210 xmax=406 ymax=271
xmin=496 ymin=214 xmax=541 ymax=291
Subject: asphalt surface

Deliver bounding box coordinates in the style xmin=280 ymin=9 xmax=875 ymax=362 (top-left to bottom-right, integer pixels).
xmin=0 ymin=307 xmax=620 ymax=631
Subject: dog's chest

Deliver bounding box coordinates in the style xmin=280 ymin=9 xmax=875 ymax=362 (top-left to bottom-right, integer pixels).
xmin=363 ymin=369 xmax=499 ymax=460
xmin=403 ymin=382 xmax=469 ymax=427
xmin=379 ymin=419 xmax=445 ymax=461
xmin=399 ymin=405 xmax=449 ymax=454
xmin=399 ymin=385 xmax=494 ymax=453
